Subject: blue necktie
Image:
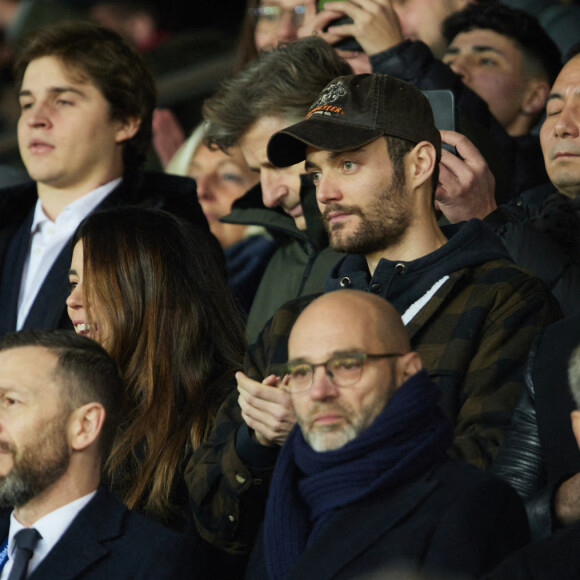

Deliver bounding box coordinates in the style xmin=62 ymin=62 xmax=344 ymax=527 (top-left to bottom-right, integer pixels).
xmin=8 ymin=528 xmax=41 ymax=580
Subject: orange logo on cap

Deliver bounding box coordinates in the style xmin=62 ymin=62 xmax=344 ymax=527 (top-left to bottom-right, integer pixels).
xmin=306 ymin=105 xmax=344 ymax=119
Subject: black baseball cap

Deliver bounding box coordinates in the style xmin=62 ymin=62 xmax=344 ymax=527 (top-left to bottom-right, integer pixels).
xmin=267 ymin=73 xmax=441 ymax=167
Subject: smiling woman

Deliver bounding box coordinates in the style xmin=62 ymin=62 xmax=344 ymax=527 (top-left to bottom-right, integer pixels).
xmin=65 ymin=207 xmax=246 ymax=529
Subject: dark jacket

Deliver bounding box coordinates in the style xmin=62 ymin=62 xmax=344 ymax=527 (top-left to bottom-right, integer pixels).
xmin=370 ymin=39 xmax=550 ymax=201
xmin=221 ymin=179 xmax=343 ymax=343
xmin=187 ymin=219 xmax=559 ymax=555
xmin=314 ymin=220 xmax=559 ymax=467
xmin=485 ymin=183 xmax=580 ymax=317
xmin=0 ymin=487 xmax=203 ymax=579
xmin=224 ymin=233 xmax=277 ymax=318
xmin=485 ymin=520 xmax=580 ymax=580
xmin=0 ymin=171 xmax=211 ymax=336
xmin=492 ymin=315 xmax=580 ymax=540
xmin=246 ymin=459 xmax=529 ymax=580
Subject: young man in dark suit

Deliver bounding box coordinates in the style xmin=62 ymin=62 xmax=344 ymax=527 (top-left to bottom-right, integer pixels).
xmin=0 ymin=329 xmax=200 ymax=579
xmin=0 ymin=21 xmax=211 ymax=337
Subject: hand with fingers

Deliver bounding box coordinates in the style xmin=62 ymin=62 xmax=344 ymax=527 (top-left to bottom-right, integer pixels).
xmin=236 ymin=371 xmax=296 ymax=447
xmin=299 ymin=0 xmax=403 ymax=55
xmin=152 ymin=108 xmax=186 ymax=170
xmin=436 ymin=129 xmax=497 ymax=224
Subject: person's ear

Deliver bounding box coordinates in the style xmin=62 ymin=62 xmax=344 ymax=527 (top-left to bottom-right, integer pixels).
xmin=68 ymin=403 xmax=106 ymax=452
xmin=395 ymin=351 xmax=423 ymax=385
xmin=115 ymin=116 xmax=141 ymax=144
xmin=571 ymin=411 xmax=580 ymax=450
xmin=522 ymin=79 xmax=550 ymax=116
xmin=406 ymin=141 xmax=437 ymax=192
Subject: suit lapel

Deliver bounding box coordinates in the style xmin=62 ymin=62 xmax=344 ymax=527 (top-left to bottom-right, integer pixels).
xmin=28 ymin=488 xmax=125 ymax=580
xmin=286 ymin=477 xmax=440 ymax=580
xmin=0 ymin=210 xmax=35 ymax=334
xmin=22 ymin=179 xmax=128 ymax=332
xmin=23 ymin=243 xmax=73 ymax=331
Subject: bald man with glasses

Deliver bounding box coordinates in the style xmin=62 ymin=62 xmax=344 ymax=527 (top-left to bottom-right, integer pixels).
xmin=244 ymin=290 xmax=530 ymax=580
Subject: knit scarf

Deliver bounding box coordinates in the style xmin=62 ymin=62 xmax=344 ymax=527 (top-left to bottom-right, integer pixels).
xmin=263 ymin=369 xmax=454 ymax=580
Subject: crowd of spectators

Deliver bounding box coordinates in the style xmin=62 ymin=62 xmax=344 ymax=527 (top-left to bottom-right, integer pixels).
xmin=0 ymin=0 xmax=580 ymax=578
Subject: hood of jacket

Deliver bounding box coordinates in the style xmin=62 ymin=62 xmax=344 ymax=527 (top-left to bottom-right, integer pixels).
xmin=325 ymin=219 xmax=512 ymax=314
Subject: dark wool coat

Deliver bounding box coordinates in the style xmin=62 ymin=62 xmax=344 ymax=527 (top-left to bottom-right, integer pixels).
xmin=246 ymin=459 xmax=530 ymax=580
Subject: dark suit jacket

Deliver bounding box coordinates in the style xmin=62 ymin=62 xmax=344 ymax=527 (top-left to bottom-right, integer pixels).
xmin=485 ymin=521 xmax=580 ymax=580
xmin=0 ymin=487 xmax=202 ymax=579
xmin=0 ymin=171 xmax=210 ymax=336
xmin=245 ymin=459 xmax=530 ymax=580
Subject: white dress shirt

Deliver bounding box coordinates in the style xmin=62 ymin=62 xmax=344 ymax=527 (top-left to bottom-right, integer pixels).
xmin=0 ymin=491 xmax=97 ymax=579
xmin=16 ymin=178 xmax=121 ymax=329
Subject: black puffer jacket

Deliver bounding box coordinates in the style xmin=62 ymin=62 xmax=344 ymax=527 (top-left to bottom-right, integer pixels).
xmin=485 ymin=183 xmax=580 ymax=317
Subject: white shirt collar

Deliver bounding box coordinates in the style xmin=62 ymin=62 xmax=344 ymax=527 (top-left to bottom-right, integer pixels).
xmin=7 ymin=490 xmax=97 ymax=573
xmin=30 ymin=177 xmax=122 ymax=232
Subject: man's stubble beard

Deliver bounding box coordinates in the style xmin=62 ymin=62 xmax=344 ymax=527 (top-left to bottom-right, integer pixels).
xmin=297 ymin=380 xmax=396 ymax=452
xmin=322 ymin=174 xmax=411 ymax=255
xmin=0 ymin=413 xmax=71 ymax=508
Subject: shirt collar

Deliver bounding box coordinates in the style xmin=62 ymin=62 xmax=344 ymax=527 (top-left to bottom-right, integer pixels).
xmin=8 ymin=490 xmax=97 ymax=558
xmin=30 ymin=177 xmax=122 ymax=233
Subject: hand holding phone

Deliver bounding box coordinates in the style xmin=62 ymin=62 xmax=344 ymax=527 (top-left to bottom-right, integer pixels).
xmin=315 ymin=0 xmax=404 ymax=55
xmin=422 ymin=89 xmax=458 ymax=156
xmin=435 ymin=130 xmax=497 ymax=223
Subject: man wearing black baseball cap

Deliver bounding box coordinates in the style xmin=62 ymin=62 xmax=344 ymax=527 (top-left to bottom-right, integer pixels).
xmin=187 ymin=73 xmax=559 ymax=567
xmin=259 ymin=73 xmax=559 ymax=471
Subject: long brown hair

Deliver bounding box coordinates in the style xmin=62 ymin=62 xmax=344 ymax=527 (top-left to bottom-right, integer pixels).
xmin=72 ymin=207 xmax=246 ymax=522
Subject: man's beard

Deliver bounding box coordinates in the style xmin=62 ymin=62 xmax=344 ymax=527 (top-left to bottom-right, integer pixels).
xmin=0 ymin=414 xmax=71 ymax=508
xmin=297 ymin=384 xmax=395 ymax=452
xmin=322 ymin=175 xmax=411 ymax=255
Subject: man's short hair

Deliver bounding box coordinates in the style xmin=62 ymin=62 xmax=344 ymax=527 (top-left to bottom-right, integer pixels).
xmin=569 ymin=344 xmax=580 ymax=409
xmin=442 ymin=4 xmax=561 ymax=86
xmin=203 ymin=36 xmax=353 ymax=151
xmin=14 ymin=21 xmax=156 ymax=170
xmin=0 ymin=329 xmax=123 ymax=457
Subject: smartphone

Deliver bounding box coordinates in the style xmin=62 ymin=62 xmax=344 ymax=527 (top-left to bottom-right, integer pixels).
xmin=318 ymin=0 xmax=362 ymax=52
xmin=422 ymin=89 xmax=458 ymax=156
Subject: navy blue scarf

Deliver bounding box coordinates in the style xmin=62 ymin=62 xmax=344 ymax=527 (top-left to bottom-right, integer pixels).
xmin=263 ymin=369 xmax=454 ymax=580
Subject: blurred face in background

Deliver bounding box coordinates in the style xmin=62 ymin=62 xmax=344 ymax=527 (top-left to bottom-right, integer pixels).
xmin=189 ymin=144 xmax=258 ymax=248
xmin=443 ymin=29 xmax=540 ymax=136
xmin=392 ymin=0 xmax=468 ymax=59
xmin=253 ymin=0 xmax=306 ymax=52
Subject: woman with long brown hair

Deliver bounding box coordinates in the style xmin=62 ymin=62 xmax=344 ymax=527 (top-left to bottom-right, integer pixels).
xmin=66 ymin=206 xmax=246 ymax=529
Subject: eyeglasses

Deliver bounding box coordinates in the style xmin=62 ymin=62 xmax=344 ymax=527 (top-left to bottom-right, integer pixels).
xmin=249 ymin=5 xmax=306 ymax=28
xmin=283 ymin=352 xmax=402 ymax=392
